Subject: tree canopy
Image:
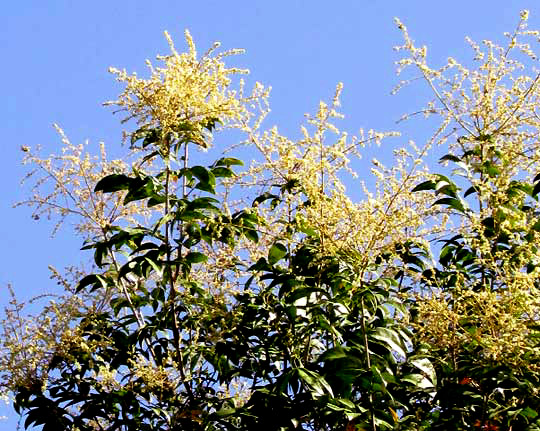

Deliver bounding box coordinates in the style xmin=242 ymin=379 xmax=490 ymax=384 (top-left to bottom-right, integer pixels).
xmin=3 ymin=11 xmax=540 ymax=431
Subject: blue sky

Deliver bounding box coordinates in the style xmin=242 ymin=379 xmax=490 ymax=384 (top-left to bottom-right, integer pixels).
xmin=2 ymin=1 xmax=539 ymax=427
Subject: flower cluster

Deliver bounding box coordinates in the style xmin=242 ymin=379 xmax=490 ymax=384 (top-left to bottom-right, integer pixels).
xmin=243 ymin=84 xmax=439 ymax=274
xmin=16 ymin=125 xmax=150 ymax=238
xmin=106 ymin=30 xmax=269 ymax=144
xmin=396 ymin=9 xmax=540 ymax=372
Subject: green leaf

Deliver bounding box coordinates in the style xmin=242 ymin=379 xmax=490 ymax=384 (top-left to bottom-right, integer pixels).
xmin=464 ymin=185 xmax=480 ymax=197
xmin=481 ymin=160 xmax=500 ymax=177
xmin=268 ymin=242 xmax=287 ymax=265
xmin=144 ymin=257 xmax=163 ymax=277
xmin=211 ymin=166 xmax=235 ymax=178
xmin=142 ymin=128 xmax=161 ymax=148
xmin=213 ymin=157 xmax=244 ymax=167
xmin=411 ymin=180 xmax=436 ymax=193
xmin=298 ymin=224 xmax=317 ymax=237
xmin=185 ymin=251 xmax=208 ymax=264
xmin=371 ymin=327 xmax=406 ymax=358
xmin=411 ymin=357 xmax=436 ymax=385
xmin=147 ymin=194 xmax=166 ymax=207
xmin=401 ymin=373 xmax=433 ymax=389
xmin=520 ymin=407 xmax=538 ymax=420
xmin=439 ymin=154 xmax=461 ymax=163
xmin=76 ymin=274 xmax=100 ymax=292
xmin=243 ymin=228 xmax=259 ymax=243
xmin=153 ymin=212 xmax=175 ymax=232
xmin=374 ymin=417 xmax=393 ymax=428
xmin=214 ymin=407 xmax=237 ymax=417
xmin=124 ymin=177 xmax=155 ymax=204
xmin=434 ymin=176 xmax=458 ymax=198
xmin=280 ymin=178 xmax=301 ymax=194
xmin=94 ymin=174 xmax=132 ymax=193
xmin=319 ymin=346 xmax=348 ymax=362
xmin=118 ymin=261 xmax=136 ymax=280
xmin=191 ymin=165 xmax=216 ymax=193
xmin=75 ymin=274 xmax=109 ymax=293
xmin=140 ymin=150 xmax=159 ymax=165
xmin=94 ymin=243 xmax=108 ymax=267
xmin=191 ymin=165 xmax=210 ymax=182
xmin=188 ymin=197 xmax=221 ymax=212
xmin=252 ymin=192 xmax=280 ymax=207
xmin=433 ymin=197 xmax=466 ymax=213
xmin=297 ymin=368 xmax=334 ymax=398
xmin=130 ymin=126 xmax=151 ymax=146
xmin=477 ymin=133 xmax=493 ymax=143
xmin=533 ymin=180 xmax=540 ymax=197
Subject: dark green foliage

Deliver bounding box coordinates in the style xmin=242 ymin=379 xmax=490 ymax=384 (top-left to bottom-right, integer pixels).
xmin=14 ymin=123 xmax=540 ymax=430
xmin=406 ymin=149 xmax=540 ymax=430
xmin=14 ymin=121 xmax=430 ymax=431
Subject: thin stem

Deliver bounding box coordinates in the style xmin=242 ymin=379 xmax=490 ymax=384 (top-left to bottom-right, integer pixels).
xmin=163 ymin=138 xmax=195 ymax=402
xmin=360 ymin=296 xmax=376 ymax=431
xmin=102 ymin=226 xmax=145 ymax=328
xmin=173 ymin=142 xmax=189 ymax=284
xmin=421 ymin=68 xmax=476 ymax=137
xmin=492 ymin=72 xmax=540 ymax=135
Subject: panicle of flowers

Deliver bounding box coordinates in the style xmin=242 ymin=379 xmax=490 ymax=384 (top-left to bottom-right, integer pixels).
xmin=241 ymin=84 xmax=439 ymax=275
xmin=393 ymin=10 xmax=540 ymax=268
xmin=394 ymin=11 xmax=540 ymax=255
xmin=0 ymin=281 xmax=85 ymax=396
xmin=105 ymin=29 xmax=270 ymax=145
xmin=394 ymin=10 xmax=540 ymax=182
xmin=416 ymin=284 xmax=540 ymax=370
xmin=16 ymin=125 xmax=154 ymax=238
xmin=396 ymin=10 xmax=540 ymax=375
xmin=127 ymin=356 xmax=174 ymax=393
xmin=217 ymin=378 xmax=251 ymax=408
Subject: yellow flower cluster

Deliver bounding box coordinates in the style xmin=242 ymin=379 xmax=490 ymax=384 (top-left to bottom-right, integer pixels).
xmin=16 ymin=125 xmax=151 ymax=238
xmin=127 ymin=356 xmax=175 ymax=393
xmin=0 ymin=283 xmax=84 ymax=396
xmin=394 ymin=10 xmax=540 ymax=180
xmin=106 ymin=30 xmax=269 ymax=143
xmin=3 ymin=32 xmax=271 ymax=402
xmin=396 ymin=10 xmax=540 ymax=370
xmin=416 ymin=285 xmax=540 ymax=369
xmin=8 ymin=15 xmax=540 ymax=418
xmin=244 ymin=84 xmax=440 ymax=274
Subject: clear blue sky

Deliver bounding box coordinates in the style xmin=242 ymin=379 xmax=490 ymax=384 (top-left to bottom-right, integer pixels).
xmin=1 ymin=1 xmax=538 ymax=427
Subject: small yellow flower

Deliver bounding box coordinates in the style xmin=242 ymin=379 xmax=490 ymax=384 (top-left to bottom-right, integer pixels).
xmin=106 ymin=29 xmax=268 ymax=144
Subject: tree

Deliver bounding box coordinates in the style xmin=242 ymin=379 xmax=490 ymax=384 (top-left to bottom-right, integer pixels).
xmin=3 ymin=11 xmax=540 ymax=431
xmin=393 ymin=11 xmax=540 ymax=430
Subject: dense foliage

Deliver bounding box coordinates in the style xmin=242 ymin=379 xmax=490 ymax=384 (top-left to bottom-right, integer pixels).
xmin=3 ymin=12 xmax=540 ymax=431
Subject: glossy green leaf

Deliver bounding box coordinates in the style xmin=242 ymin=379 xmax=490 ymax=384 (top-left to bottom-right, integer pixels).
xmin=412 ymin=180 xmax=436 ymax=193
xmin=433 ymin=197 xmax=466 ymax=213
xmin=372 ymin=327 xmax=407 ymax=358
xmin=268 ymin=242 xmax=287 ymax=265
xmin=124 ymin=177 xmax=155 ymax=204
xmin=464 ymin=185 xmax=480 ymax=197
xmin=533 ymin=180 xmax=540 ymax=197
xmin=94 ymin=174 xmax=132 ymax=193
xmin=213 ymin=157 xmax=244 ymax=167
xmin=439 ymin=154 xmax=461 ymax=163
xmin=184 ymin=251 xmax=208 ymax=264
xmin=211 ymin=166 xmax=235 ymax=178
xmin=411 ymin=358 xmax=436 ymax=385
